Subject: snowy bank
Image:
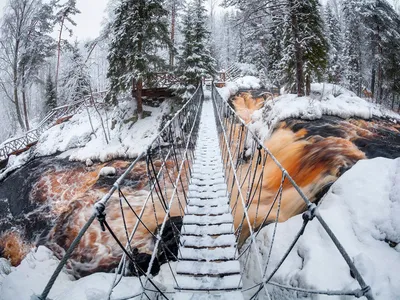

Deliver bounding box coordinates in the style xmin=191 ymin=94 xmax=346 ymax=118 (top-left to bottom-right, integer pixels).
xmin=0 ymin=246 xmax=157 ymax=300
xmin=241 ymin=157 xmax=400 ymax=299
xmin=34 ymin=100 xmax=171 ymax=163
xmin=218 ymin=81 xmax=400 ymax=141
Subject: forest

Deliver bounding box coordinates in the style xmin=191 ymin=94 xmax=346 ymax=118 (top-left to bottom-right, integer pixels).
xmin=1 ymin=0 xmax=400 ymax=142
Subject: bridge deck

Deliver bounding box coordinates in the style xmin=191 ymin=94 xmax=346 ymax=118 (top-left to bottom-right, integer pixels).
xmin=174 ymin=95 xmax=244 ymax=299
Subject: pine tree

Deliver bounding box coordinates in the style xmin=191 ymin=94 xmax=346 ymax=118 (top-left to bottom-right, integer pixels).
xmin=342 ymin=0 xmax=363 ymax=96
xmin=360 ymin=0 xmax=400 ymax=103
xmin=266 ymin=5 xmax=285 ymax=89
xmin=298 ymin=0 xmax=328 ymax=95
xmin=60 ymin=42 xmax=91 ymax=103
xmin=45 ymin=72 xmax=57 ymax=113
xmin=280 ymin=12 xmax=297 ymax=93
xmin=245 ymin=0 xmax=328 ymax=96
xmin=107 ymin=0 xmax=171 ymax=117
xmin=176 ymin=0 xmax=215 ymax=99
xmin=324 ymin=3 xmax=342 ymax=84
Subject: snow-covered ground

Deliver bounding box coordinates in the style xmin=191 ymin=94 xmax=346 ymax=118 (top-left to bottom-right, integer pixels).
xmin=0 ymin=100 xmax=171 ymax=178
xmin=0 ymin=246 xmax=157 ymax=300
xmin=36 ymin=101 xmax=171 ymax=162
xmin=241 ymin=157 xmax=400 ymax=300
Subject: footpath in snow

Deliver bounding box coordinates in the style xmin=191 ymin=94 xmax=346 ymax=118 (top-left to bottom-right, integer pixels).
xmin=174 ymin=94 xmax=243 ymax=300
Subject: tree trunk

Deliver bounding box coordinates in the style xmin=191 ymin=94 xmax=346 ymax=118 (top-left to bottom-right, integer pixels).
xmin=377 ymin=25 xmax=383 ymax=104
xmin=55 ymin=16 xmax=66 ymax=95
xmin=22 ymin=84 xmax=29 ymax=131
xmin=290 ymin=2 xmax=304 ymax=97
xmin=305 ymin=74 xmax=311 ymax=96
xmin=169 ymin=1 xmax=176 ymax=68
xmin=377 ymin=63 xmax=383 ymax=104
xmin=136 ymin=78 xmax=143 ymax=119
xmin=370 ymin=29 xmax=377 ymax=100
xmin=392 ymin=93 xmax=395 ymax=110
xmin=371 ymin=67 xmax=376 ymax=100
xmin=13 ymin=39 xmax=25 ymax=130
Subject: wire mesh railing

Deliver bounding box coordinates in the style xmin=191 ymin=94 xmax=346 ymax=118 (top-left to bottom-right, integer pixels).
xmin=211 ymin=84 xmax=374 ymax=300
xmin=37 ymin=84 xmax=204 ymax=300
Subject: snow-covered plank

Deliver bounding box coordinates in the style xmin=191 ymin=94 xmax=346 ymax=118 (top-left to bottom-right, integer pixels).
xmin=187 ymin=197 xmax=229 ymax=207
xmin=188 ymin=183 xmax=227 ymax=193
xmin=185 ymin=204 xmax=230 ymax=215
xmin=183 ymin=213 xmax=233 ymax=225
xmin=176 ymin=261 xmax=241 ymax=275
xmin=191 ymin=177 xmax=226 ymax=186
xmin=175 ymin=274 xmax=242 ymax=290
xmin=191 ymin=172 xmax=224 ymax=181
xmin=181 ymin=224 xmax=234 ymax=236
xmin=188 ymin=189 xmax=227 ymax=199
xmin=179 ymin=247 xmax=236 ymax=261
xmin=181 ymin=235 xmax=236 ymax=248
xmin=174 ymin=291 xmax=244 ymax=300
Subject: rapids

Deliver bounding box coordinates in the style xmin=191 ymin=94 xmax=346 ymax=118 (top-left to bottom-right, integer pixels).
xmin=0 ymin=92 xmax=399 ymax=278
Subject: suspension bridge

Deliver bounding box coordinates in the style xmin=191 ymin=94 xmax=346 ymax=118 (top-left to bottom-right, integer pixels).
xmin=20 ymin=83 xmax=374 ymax=300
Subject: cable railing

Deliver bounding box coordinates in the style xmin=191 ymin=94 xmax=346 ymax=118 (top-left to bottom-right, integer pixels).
xmin=36 ymin=84 xmax=204 ymax=300
xmin=211 ymin=84 xmax=374 ymax=300
xmin=30 ymin=81 xmax=375 ymax=300
xmin=0 ymin=91 xmax=107 ymax=162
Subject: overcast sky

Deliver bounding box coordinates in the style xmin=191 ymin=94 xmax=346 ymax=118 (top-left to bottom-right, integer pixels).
xmin=0 ymin=0 xmax=109 ymax=40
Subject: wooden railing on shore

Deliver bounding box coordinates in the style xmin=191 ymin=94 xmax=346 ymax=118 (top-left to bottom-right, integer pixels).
xmin=0 ymin=91 xmax=107 ymax=163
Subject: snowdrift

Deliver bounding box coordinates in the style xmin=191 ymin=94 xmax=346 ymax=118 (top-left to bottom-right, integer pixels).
xmin=241 ymin=157 xmax=400 ymax=300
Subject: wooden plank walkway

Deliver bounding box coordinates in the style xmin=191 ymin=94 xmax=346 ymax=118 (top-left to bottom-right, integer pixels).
xmin=174 ymin=95 xmax=243 ymax=300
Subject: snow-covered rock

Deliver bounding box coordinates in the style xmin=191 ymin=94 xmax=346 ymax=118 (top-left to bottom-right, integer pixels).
xmin=242 ymin=157 xmax=400 ymax=300
xmin=234 ymin=76 xmax=261 ymax=90
xmin=0 ymin=151 xmax=31 ymax=182
xmin=85 ymin=158 xmax=93 ymax=167
xmin=99 ymin=166 xmax=116 ymax=177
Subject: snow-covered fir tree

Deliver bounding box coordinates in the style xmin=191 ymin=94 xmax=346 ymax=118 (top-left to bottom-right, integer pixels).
xmin=107 ymin=0 xmax=171 ymax=117
xmin=266 ymin=2 xmax=285 ymax=89
xmin=60 ymin=42 xmax=91 ymax=104
xmin=324 ymin=2 xmax=342 ymax=84
xmin=297 ymin=0 xmax=328 ymax=95
xmin=360 ymin=0 xmax=400 ymax=103
xmin=342 ymin=0 xmax=363 ymax=96
xmin=176 ymin=0 xmax=215 ymax=99
xmin=229 ymin=0 xmax=327 ymax=96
